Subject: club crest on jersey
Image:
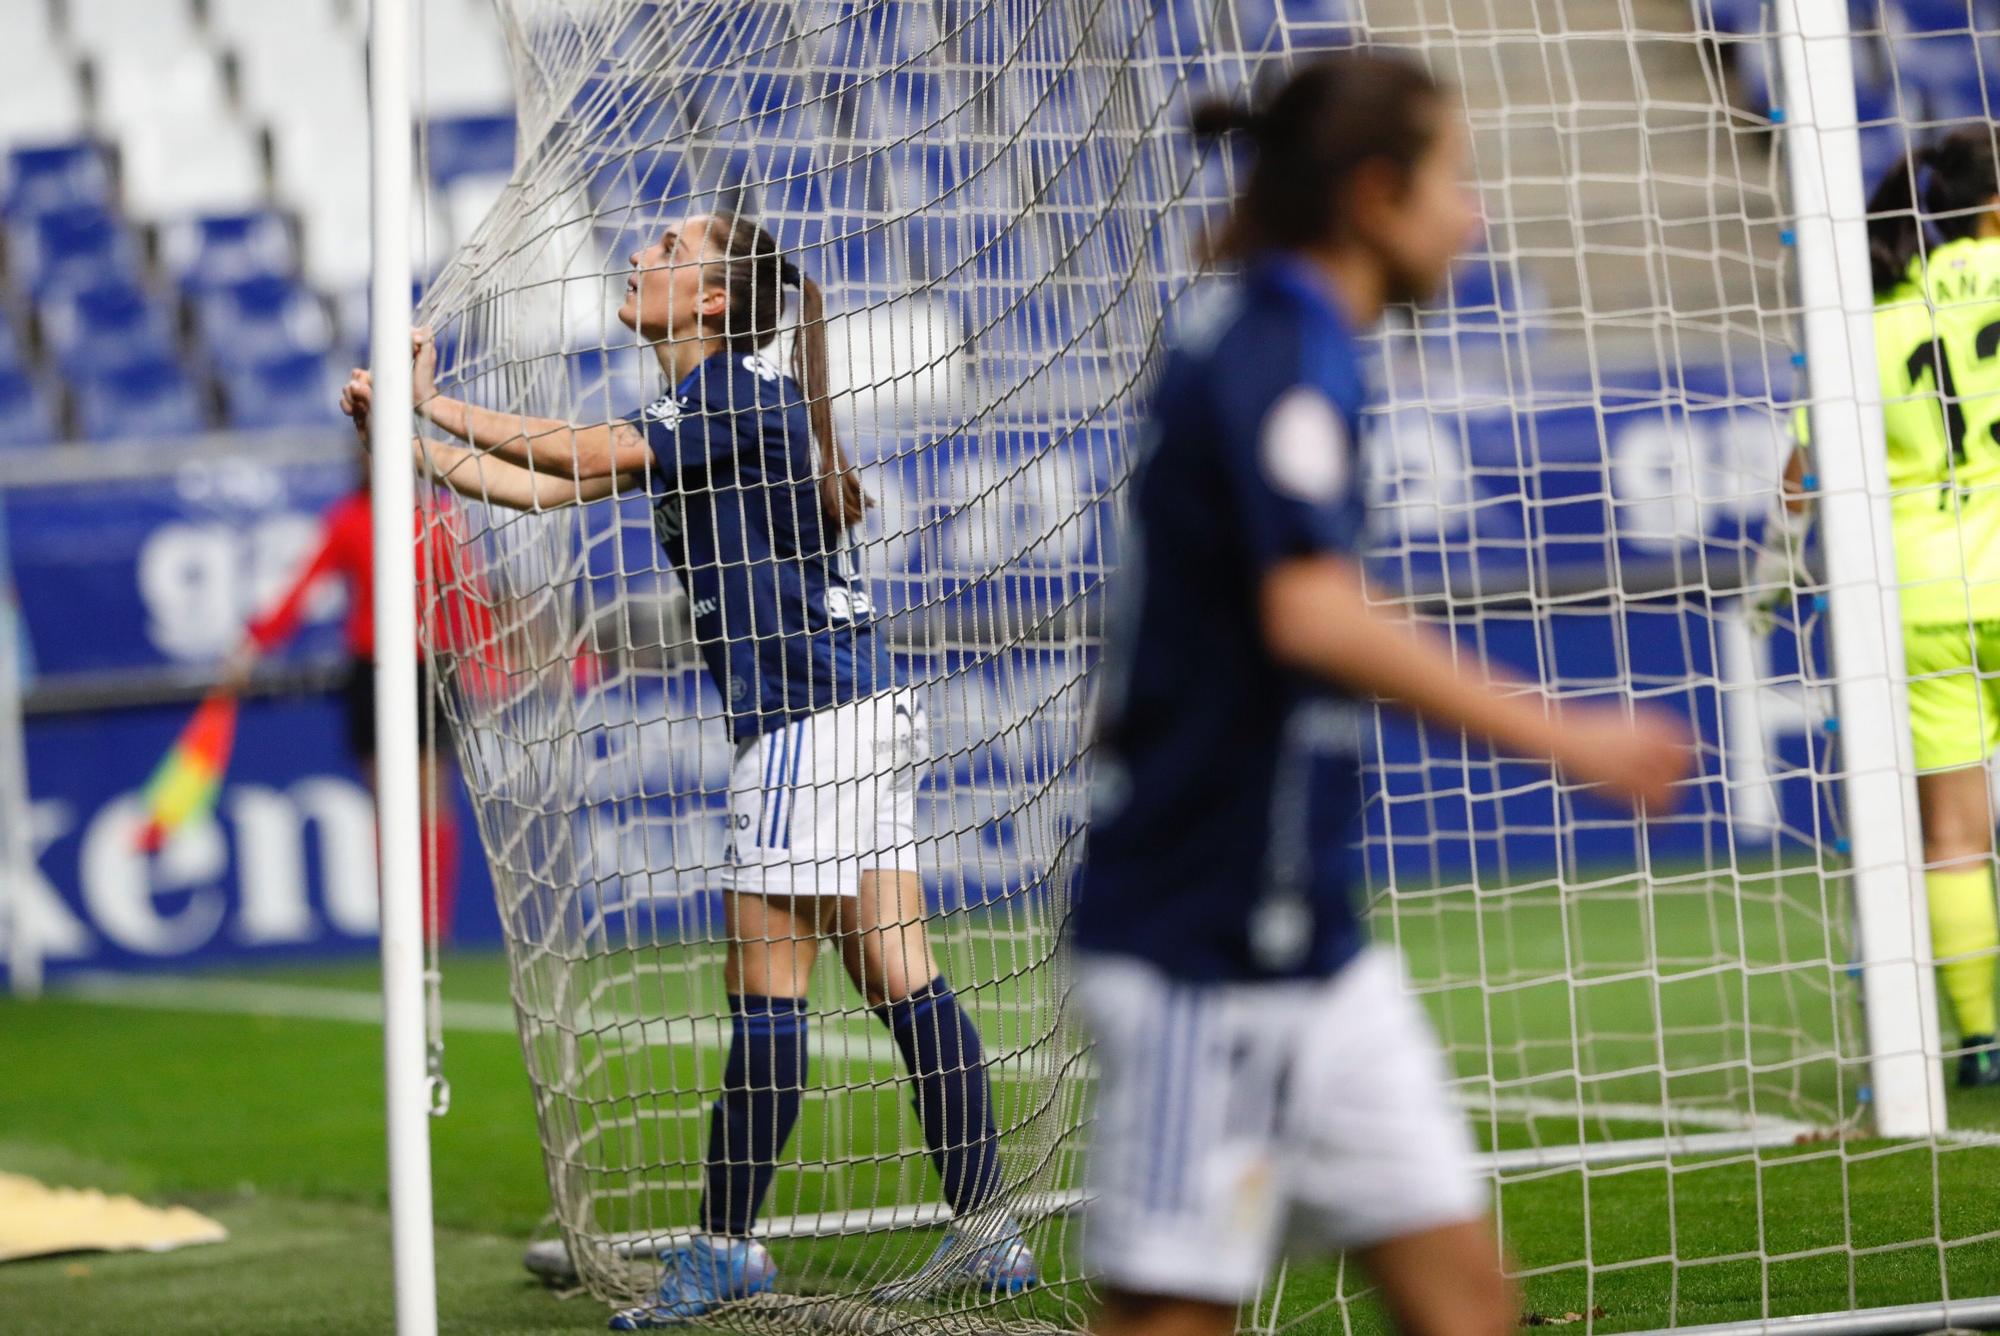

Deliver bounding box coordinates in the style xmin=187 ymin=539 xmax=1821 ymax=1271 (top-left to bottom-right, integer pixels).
xmin=1260 ymin=386 xmax=1350 ymax=503
xmin=641 ymin=394 xmax=685 ymax=426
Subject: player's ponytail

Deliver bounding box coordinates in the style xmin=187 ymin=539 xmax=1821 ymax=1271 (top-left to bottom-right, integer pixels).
xmin=1866 ymin=128 xmax=2000 ymax=296
xmin=787 ymin=264 xmax=869 ymax=533
xmin=1189 ymin=52 xmax=1444 ymax=264
xmin=705 ymin=213 xmax=871 ymax=535
xmin=1867 ymin=145 xmax=1939 ymax=295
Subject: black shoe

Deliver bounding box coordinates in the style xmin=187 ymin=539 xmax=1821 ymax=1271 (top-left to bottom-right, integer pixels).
xmin=1959 ymin=1034 xmax=2000 ymax=1088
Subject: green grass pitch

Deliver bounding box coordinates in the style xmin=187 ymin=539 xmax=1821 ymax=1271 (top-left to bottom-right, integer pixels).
xmin=6 ymin=878 xmax=2000 ymax=1334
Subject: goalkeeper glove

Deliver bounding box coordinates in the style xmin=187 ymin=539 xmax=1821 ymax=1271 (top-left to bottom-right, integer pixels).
xmin=1744 ymin=496 xmax=1813 ymax=637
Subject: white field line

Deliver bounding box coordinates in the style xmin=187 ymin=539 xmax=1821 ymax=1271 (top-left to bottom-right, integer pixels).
xmin=59 ymin=972 xmax=2000 ymax=1151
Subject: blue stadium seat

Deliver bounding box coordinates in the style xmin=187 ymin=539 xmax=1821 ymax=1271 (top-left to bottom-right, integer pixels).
xmin=11 ymin=204 xmax=139 ymax=298
xmin=72 ymin=356 xmax=207 ymax=441
xmin=1888 ymin=29 xmax=2000 ymax=117
xmin=0 ymin=368 xmax=59 ymax=447
xmin=695 ymin=69 xmax=801 ymax=132
xmin=1693 ymin=0 xmax=1766 ymax=33
xmin=569 ymin=348 xmax=656 ymax=420
xmin=1860 ymin=121 xmax=1912 ymax=192
xmin=158 ymin=211 xmax=298 ymax=293
xmin=1892 ymin=0 xmax=1988 ymax=32
xmin=427 ymin=113 xmax=517 ymax=186
xmin=41 ymin=280 xmax=177 ymax=377
xmin=759 ymin=172 xmax=827 ymax=259
xmin=192 ymin=275 xmax=334 ymax=371
xmin=2 ymin=141 xmax=111 ymax=218
xmin=219 ymin=353 xmax=341 ymax=429
xmin=1273 ymin=0 xmax=1358 ymax=51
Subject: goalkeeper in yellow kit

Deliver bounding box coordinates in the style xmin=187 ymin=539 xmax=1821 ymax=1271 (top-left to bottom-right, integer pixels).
xmin=1766 ymin=127 xmax=2000 ymax=1085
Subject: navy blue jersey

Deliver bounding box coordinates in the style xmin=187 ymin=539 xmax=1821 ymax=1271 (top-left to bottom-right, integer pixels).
xmin=1072 ymin=259 xmax=1372 ymax=983
xmin=634 ymin=349 xmax=893 ymax=742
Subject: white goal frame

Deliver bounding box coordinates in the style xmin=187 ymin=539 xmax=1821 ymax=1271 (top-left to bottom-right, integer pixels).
xmin=366 ymin=1 xmax=1966 ymax=1332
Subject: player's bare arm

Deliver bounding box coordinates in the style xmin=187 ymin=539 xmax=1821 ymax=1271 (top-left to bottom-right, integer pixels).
xmin=1261 ymin=555 xmax=1689 ymax=811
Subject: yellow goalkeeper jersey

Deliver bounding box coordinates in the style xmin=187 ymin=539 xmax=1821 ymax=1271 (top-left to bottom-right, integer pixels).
xmin=1877 ymin=236 xmax=2000 ymax=627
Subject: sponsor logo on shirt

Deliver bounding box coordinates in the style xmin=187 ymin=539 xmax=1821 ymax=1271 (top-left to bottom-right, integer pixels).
xmin=641 ymin=394 xmax=685 ymax=426
xmin=1260 ymin=386 xmax=1350 ymax=504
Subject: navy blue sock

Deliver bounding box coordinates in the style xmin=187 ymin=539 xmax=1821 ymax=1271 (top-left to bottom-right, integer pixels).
xmin=700 ymin=994 xmax=808 ymax=1237
xmin=875 ymin=976 xmax=1002 ymax=1216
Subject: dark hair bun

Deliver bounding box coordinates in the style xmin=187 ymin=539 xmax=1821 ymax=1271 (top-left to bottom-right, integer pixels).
xmin=1189 ymin=98 xmax=1261 ymax=142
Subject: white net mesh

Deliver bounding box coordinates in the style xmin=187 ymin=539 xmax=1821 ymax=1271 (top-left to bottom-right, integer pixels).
xmin=408 ymin=0 xmax=2000 ymax=1330
xmin=412 ymin=0 xmax=1215 ymax=1325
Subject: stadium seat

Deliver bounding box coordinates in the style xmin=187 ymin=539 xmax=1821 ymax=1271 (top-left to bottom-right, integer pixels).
xmin=157 ymin=212 xmax=299 ymax=293
xmin=1693 ymin=0 xmax=1767 ymax=33
xmin=0 ymin=47 xmax=87 ymax=145
xmin=272 ymin=117 xmax=366 ymax=217
xmin=1859 ymin=121 xmax=1912 ymax=192
xmin=1272 ymin=0 xmax=1358 ymax=51
xmin=589 ymin=150 xmax=699 ymax=226
xmin=569 ymin=348 xmax=657 ymax=422
xmin=11 ymin=204 xmax=139 ymax=298
xmin=0 ymin=368 xmax=61 ymax=447
xmin=427 ymin=114 xmax=517 ymax=186
xmin=301 ymin=200 xmax=373 ymax=292
xmin=119 ymin=115 xmax=265 ymax=221
xmin=40 ymin=279 xmax=178 ymax=376
xmin=193 ymin=275 xmax=334 ymax=372
xmin=91 ymin=47 xmax=229 ymax=135
xmin=759 ymin=173 xmax=829 ymax=261
xmin=218 ymin=352 xmax=341 ymax=429
xmin=61 ymin=0 xmax=200 ymax=57
xmin=205 ymin=0 xmax=344 ymax=46
xmin=238 ymin=36 xmax=366 ymax=133
xmin=72 ymin=354 xmax=207 ymax=440
xmin=443 ymin=172 xmax=510 ymax=250
xmin=418 ymin=11 xmax=514 ymax=116
xmin=2 ymin=141 xmax=110 ymax=218
xmin=1891 ymin=0 xmax=1989 ymax=32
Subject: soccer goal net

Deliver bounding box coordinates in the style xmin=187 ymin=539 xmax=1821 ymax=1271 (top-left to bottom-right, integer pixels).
xmin=406 ymin=0 xmax=1996 ymax=1330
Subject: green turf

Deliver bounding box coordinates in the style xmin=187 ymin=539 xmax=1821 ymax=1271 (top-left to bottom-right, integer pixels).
xmin=4 ymin=877 xmax=2000 ymax=1333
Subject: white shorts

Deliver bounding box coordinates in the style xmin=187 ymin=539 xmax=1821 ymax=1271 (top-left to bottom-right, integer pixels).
xmin=1074 ymin=947 xmax=1486 ymax=1304
xmin=721 ymin=688 xmax=925 ymax=898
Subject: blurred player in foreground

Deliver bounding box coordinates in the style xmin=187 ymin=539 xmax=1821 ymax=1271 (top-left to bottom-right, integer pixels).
xmin=1073 ymin=54 xmax=1692 ymax=1336
xmin=345 ymin=213 xmax=1034 ymax=1326
xmin=1758 ymin=127 xmax=2000 ymax=1085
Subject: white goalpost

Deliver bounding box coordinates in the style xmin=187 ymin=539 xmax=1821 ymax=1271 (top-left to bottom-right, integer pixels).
xmin=377 ymin=0 xmax=1999 ymax=1330
xmin=370 ymin=1 xmax=440 ymax=1333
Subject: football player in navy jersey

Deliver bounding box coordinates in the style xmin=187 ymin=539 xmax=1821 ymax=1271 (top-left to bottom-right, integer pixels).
xmin=342 ymin=212 xmax=1035 ymax=1326
xmin=1073 ymin=55 xmax=1692 ymax=1336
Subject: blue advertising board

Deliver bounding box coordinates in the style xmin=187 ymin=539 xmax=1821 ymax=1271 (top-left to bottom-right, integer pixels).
xmin=0 ymin=362 xmax=1839 ymax=984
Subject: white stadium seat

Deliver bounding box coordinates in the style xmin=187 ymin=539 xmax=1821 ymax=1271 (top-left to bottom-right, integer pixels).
xmin=238 ymin=37 xmax=366 ymax=135
xmin=12 ymin=1 xmax=60 ymax=53
xmin=120 ymin=115 xmax=265 ymax=220
xmin=417 ymin=4 xmax=515 ymax=114
xmin=205 ymin=0 xmax=344 ymax=46
xmin=92 ymin=47 xmax=229 ymax=136
xmin=0 ymin=49 xmax=87 ymax=145
xmin=271 ymin=118 xmax=366 ymax=219
xmin=298 ymin=181 xmax=451 ymax=292
xmin=61 ymin=0 xmax=200 ymax=58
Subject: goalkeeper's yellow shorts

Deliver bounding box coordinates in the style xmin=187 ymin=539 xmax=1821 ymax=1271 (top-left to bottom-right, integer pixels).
xmin=1904 ymin=621 xmax=2000 ymax=772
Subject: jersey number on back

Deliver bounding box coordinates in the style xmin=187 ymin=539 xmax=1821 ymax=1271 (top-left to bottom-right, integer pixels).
xmin=1907 ymin=319 xmax=2000 ymax=507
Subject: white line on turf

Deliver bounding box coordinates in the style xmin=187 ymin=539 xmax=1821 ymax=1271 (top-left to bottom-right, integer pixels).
xmin=68 ymin=972 xmax=1994 ymax=1152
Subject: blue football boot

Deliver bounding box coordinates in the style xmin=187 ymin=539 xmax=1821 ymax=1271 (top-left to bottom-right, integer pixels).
xmin=874 ymin=1220 xmax=1039 ymax=1303
xmin=608 ymin=1235 xmax=777 ymax=1329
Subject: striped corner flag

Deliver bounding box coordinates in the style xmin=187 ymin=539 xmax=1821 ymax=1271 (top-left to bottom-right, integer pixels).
xmin=134 ymin=690 xmax=239 ymax=855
